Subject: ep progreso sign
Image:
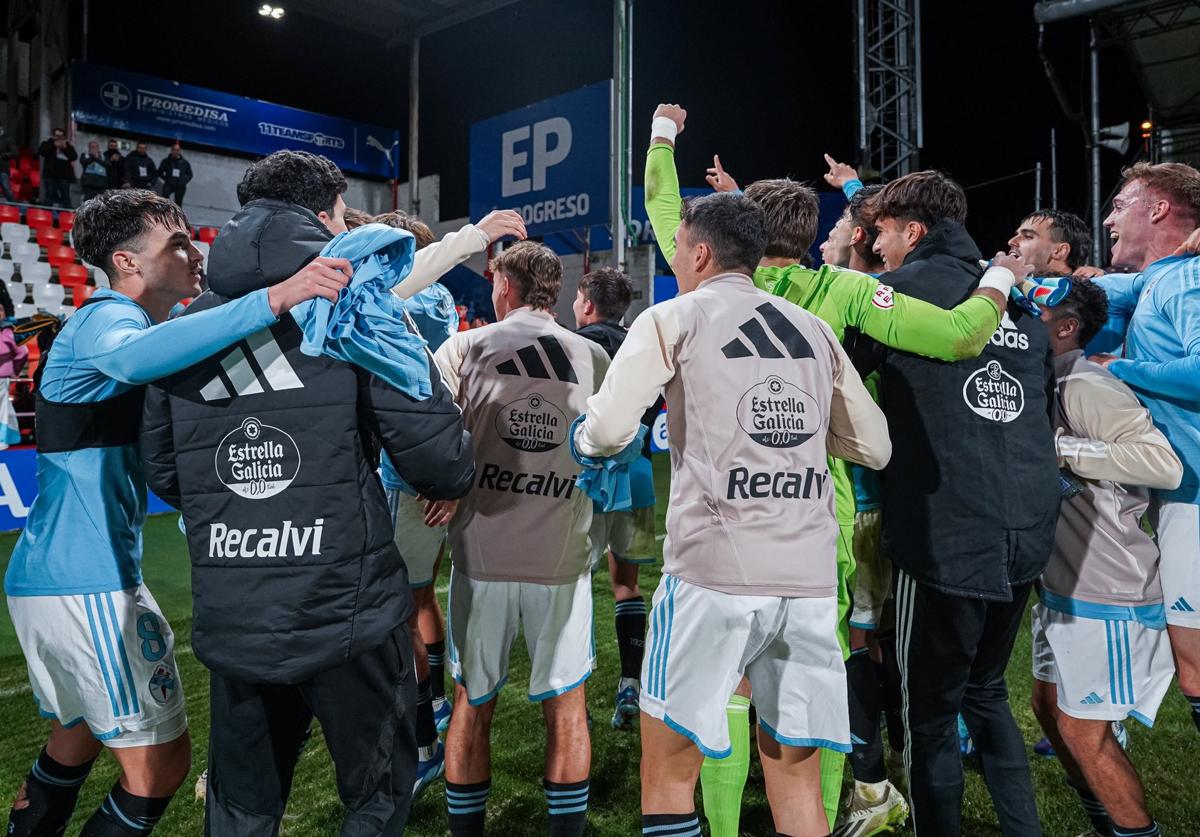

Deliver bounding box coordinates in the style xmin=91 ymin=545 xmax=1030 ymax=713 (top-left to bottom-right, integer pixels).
xmin=470 ymin=81 xmax=611 ymax=237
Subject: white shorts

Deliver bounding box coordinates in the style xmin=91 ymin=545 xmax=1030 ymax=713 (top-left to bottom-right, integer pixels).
xmin=1154 ymin=499 xmax=1200 ymax=628
xmin=1031 ymin=602 xmax=1174 ymax=726
xmin=588 ymin=507 xmax=656 ymax=570
xmin=641 ymin=575 xmax=849 ymax=759
xmin=447 ymin=568 xmax=594 ymax=705
xmin=386 ymin=488 xmax=447 ymax=588
xmin=8 ymin=585 xmax=188 ymax=748
xmin=850 ymin=509 xmax=890 ymax=631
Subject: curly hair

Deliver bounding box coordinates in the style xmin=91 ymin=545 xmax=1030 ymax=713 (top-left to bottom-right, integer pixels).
xmin=490 ymin=242 xmax=562 ymax=310
xmin=1050 ymin=278 xmax=1110 ymax=348
xmin=236 ymin=150 xmax=347 ymax=216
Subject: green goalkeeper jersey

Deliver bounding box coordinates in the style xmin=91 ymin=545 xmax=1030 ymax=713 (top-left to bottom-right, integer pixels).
xmin=644 ymin=142 xmax=1000 ymax=531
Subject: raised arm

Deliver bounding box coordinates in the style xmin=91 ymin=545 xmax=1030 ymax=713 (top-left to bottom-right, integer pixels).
xmin=391 ymin=209 xmax=525 ymax=300
xmin=644 ymin=104 xmax=687 ymax=263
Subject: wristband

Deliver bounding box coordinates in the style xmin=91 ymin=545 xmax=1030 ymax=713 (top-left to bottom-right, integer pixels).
xmin=651 ymin=117 xmax=678 ymax=144
xmin=842 ymin=179 xmax=864 ymax=199
xmin=977 ymin=265 xmax=1016 ymax=296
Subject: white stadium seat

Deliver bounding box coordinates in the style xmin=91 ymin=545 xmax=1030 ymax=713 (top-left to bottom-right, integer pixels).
xmin=1 ymin=223 xmax=30 ymax=246
xmin=9 ymin=242 xmax=40 ymax=265
xmin=0 ymin=258 xmax=13 ymax=281
xmin=33 ymin=282 xmax=65 ymax=311
xmin=19 ymin=262 xmax=52 ymax=284
xmin=13 ymin=302 xmax=36 ymax=319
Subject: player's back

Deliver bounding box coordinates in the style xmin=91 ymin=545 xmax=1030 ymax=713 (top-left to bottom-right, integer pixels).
xmin=658 ymin=274 xmax=842 ymax=598
xmin=444 ymin=308 xmax=609 ymax=583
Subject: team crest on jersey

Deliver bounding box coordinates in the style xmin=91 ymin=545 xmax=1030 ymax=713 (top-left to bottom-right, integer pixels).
xmin=147 ymin=664 xmax=177 ymax=704
xmin=215 ymin=417 xmax=301 ymax=499
xmin=495 ymin=393 xmax=568 ymax=452
xmin=962 ymin=360 xmax=1024 ymax=423
xmin=871 ymin=285 xmax=895 ymax=310
xmin=736 ymin=376 xmax=821 ymax=447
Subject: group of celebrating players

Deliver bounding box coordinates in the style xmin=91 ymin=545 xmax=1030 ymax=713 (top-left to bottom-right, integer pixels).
xmin=4 ymin=98 xmax=1200 ymax=837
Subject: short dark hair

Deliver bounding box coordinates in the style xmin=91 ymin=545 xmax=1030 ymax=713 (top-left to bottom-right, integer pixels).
xmin=848 ymin=184 xmax=884 ymax=262
xmin=578 ymin=267 xmax=632 ymax=320
xmin=490 ymin=241 xmax=562 ymax=310
xmin=679 ymin=192 xmax=768 ymax=273
xmin=236 ymin=150 xmax=347 ymax=216
xmin=867 ymin=169 xmax=968 ymax=228
xmin=1050 ymin=278 xmax=1109 ymax=348
xmin=72 ymin=189 xmax=190 ymax=281
xmin=372 ymin=211 xmax=435 ymax=249
xmin=742 ymin=178 xmax=818 ymax=259
xmin=1024 ymin=208 xmax=1091 ymax=269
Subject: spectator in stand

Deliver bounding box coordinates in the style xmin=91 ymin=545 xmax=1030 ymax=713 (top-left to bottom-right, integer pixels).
xmin=37 ymin=128 xmax=77 ymax=208
xmin=79 ymin=141 xmax=110 ymax=202
xmin=0 ymin=285 xmax=27 ymax=450
xmin=104 ymin=139 xmax=124 ymax=189
xmin=157 ymin=143 xmax=193 ymax=207
xmin=0 ymin=126 xmax=15 ymax=202
xmin=124 ymin=141 xmax=158 ymax=190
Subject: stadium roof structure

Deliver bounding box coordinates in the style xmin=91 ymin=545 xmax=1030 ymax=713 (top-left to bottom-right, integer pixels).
xmin=282 ymin=0 xmax=522 ymax=46
xmin=1034 ymin=0 xmax=1200 ymax=131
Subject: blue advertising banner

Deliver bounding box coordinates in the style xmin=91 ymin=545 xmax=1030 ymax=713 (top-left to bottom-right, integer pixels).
xmin=0 ymin=448 xmax=170 ymax=532
xmin=71 ymin=62 xmax=400 ymax=178
xmin=470 ymin=81 xmax=611 ymax=237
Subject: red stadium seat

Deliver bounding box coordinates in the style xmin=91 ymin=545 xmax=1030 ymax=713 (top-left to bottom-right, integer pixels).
xmin=58 ymin=211 xmax=75 ymax=232
xmin=198 ymin=226 xmax=219 ymax=244
xmin=37 ymin=227 xmax=64 ymax=247
xmin=59 ymin=264 xmax=89 ymax=288
xmin=25 ymin=208 xmax=54 ymax=230
xmin=17 ymin=157 xmax=32 ymax=172
xmin=26 ymin=170 xmax=41 ymax=189
xmin=46 ymin=244 xmax=77 ymax=270
xmin=72 ymin=284 xmax=96 ymax=305
xmin=0 ymin=205 xmax=19 ymax=224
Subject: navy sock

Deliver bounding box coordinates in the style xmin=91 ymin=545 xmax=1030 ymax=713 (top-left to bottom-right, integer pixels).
xmin=1186 ymin=694 xmax=1200 ymax=735
xmin=416 ymin=677 xmax=438 ymax=750
xmin=614 ymin=597 xmax=647 ymax=680
xmin=642 ymin=811 xmax=701 ymax=836
xmin=846 ymin=647 xmax=887 ymax=783
xmin=1071 ymin=782 xmax=1113 ymax=837
xmin=544 ymin=778 xmax=588 ymax=836
xmin=1112 ymin=823 xmax=1160 ymax=837
xmin=427 ymin=641 xmax=447 ymax=701
xmin=79 ymin=783 xmax=172 ymax=835
xmin=7 ymin=747 xmax=95 ymax=837
xmin=446 ymin=778 xmax=489 ymax=837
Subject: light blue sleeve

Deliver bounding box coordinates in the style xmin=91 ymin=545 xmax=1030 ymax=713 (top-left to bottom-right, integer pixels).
xmin=842 ymin=179 xmax=864 ymax=199
xmin=1107 ymin=263 xmax=1200 ymax=400
xmin=1093 ymin=272 xmax=1145 ymax=320
xmin=83 ymin=290 xmax=277 ymax=385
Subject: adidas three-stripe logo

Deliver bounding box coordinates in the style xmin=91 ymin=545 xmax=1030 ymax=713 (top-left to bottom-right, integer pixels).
xmin=496 ymin=335 xmax=578 ymax=382
xmin=1080 ymin=692 xmax=1104 ymax=705
xmin=200 ymin=330 xmax=304 ymax=401
xmin=722 ymin=302 xmax=815 ymax=359
xmin=1170 ymin=596 xmax=1196 ymax=613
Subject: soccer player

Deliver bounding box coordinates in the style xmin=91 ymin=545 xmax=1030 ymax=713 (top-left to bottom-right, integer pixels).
xmin=1089 ymin=162 xmax=1200 ymax=740
xmin=1007 ymin=208 xmax=1092 ymax=277
xmin=1032 ymin=279 xmax=1181 ymax=837
xmin=863 ymin=170 xmax=1060 ymax=836
xmin=817 ymin=184 xmax=910 ymax=837
xmin=141 ymin=152 xmax=475 ymax=835
xmin=373 ymin=209 xmax=465 ymax=794
xmin=429 ymin=241 xmax=609 ymax=837
xmin=645 ymin=102 xmax=1024 ymax=830
xmin=4 ymin=189 xmax=348 ymax=837
xmin=572 ymin=266 xmax=661 ymax=730
xmin=574 ymin=190 xmax=892 ymax=837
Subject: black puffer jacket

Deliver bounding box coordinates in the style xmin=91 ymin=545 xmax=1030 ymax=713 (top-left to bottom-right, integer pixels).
xmin=142 ymin=199 xmax=474 ymax=683
xmin=875 ymin=220 xmax=1059 ymax=600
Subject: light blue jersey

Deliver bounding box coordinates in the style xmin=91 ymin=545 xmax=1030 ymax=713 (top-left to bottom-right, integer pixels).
xmin=5 ymin=288 xmax=277 ymax=596
xmin=1096 ymin=255 xmax=1200 ymax=504
xmin=379 ymin=283 xmax=459 ymax=492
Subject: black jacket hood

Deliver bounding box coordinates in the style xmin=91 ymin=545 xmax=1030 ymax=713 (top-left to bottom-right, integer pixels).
xmin=207 ymin=198 xmax=332 ymax=299
xmin=904 ymin=219 xmax=982 ymax=267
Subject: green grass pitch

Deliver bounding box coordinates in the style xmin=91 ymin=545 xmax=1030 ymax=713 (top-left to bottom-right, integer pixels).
xmin=1 ymin=458 xmax=1197 ymax=834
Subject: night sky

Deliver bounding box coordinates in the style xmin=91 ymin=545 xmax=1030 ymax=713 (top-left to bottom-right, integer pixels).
xmin=77 ymin=0 xmax=1146 ymax=253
